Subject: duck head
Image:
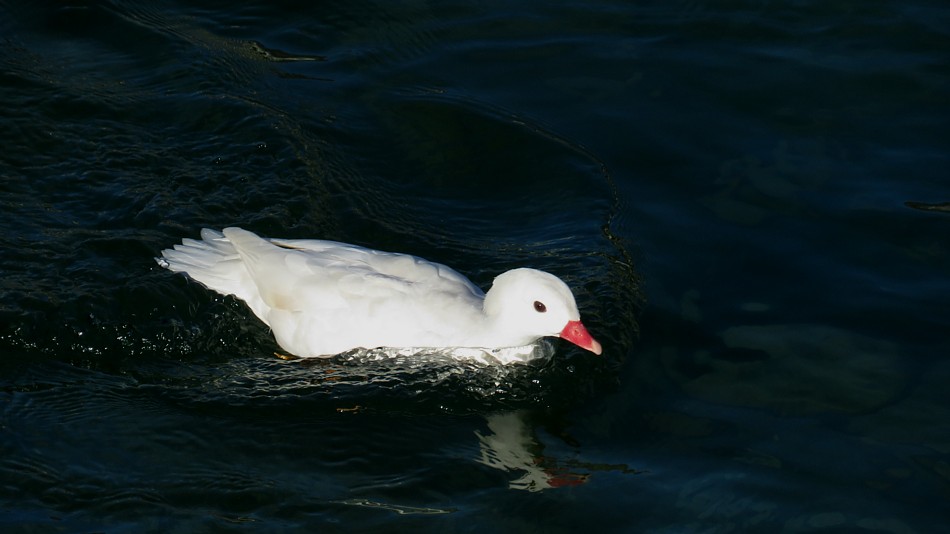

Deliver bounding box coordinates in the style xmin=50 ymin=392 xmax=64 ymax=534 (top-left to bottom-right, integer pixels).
xmin=483 ymin=268 xmax=602 ymax=355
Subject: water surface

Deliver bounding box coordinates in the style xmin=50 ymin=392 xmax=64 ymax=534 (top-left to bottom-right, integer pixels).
xmin=2 ymin=1 xmax=948 ymax=532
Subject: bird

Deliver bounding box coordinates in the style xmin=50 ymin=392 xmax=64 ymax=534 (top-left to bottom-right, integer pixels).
xmin=156 ymin=227 xmax=601 ymax=363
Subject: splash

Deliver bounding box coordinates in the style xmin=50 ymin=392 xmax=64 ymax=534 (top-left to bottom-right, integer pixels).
xmin=333 ymin=341 xmax=556 ymax=366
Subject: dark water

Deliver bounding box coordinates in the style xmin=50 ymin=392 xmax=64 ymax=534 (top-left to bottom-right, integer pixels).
xmin=2 ymin=0 xmax=948 ymax=531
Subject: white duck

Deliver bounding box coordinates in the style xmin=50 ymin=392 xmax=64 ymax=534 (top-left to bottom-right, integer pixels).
xmin=156 ymin=228 xmax=601 ymax=362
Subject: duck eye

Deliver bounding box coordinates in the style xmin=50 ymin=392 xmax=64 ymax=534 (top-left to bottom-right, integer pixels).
xmin=533 ymin=301 xmax=547 ymax=313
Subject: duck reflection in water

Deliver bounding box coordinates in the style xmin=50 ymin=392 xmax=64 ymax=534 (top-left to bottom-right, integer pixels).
xmin=475 ymin=411 xmax=591 ymax=491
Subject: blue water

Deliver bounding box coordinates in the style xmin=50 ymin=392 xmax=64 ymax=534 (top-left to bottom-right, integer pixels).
xmin=2 ymin=1 xmax=948 ymax=532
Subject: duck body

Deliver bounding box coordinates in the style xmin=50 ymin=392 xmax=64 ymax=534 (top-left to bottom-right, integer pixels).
xmin=157 ymin=228 xmax=601 ymax=361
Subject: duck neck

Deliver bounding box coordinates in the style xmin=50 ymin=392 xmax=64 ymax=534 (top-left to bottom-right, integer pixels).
xmin=474 ymin=304 xmax=539 ymax=349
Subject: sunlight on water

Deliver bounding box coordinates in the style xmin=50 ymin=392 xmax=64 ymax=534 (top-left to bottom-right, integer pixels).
xmin=335 ymin=340 xmax=556 ymax=366
xmin=331 ymin=499 xmax=455 ymax=515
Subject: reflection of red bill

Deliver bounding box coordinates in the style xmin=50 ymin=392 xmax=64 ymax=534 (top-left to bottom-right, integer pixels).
xmin=545 ymin=468 xmax=590 ymax=488
xmin=559 ymin=320 xmax=602 ymax=355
